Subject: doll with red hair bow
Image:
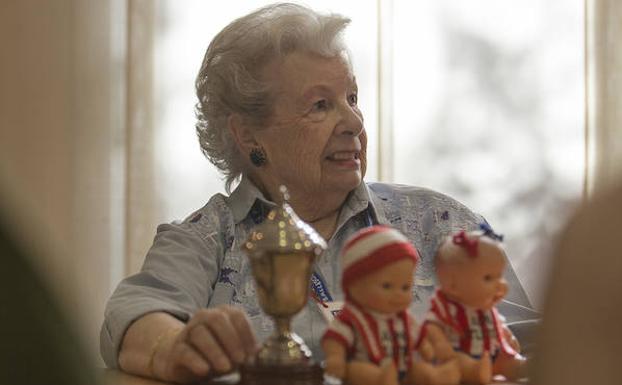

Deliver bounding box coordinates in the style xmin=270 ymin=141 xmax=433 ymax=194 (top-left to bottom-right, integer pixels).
xmin=421 ymin=227 xmax=527 ymax=384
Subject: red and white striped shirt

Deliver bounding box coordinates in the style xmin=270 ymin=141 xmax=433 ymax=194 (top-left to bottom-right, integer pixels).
xmin=322 ymin=302 xmax=422 ymax=372
xmin=422 ymin=290 xmax=516 ymax=358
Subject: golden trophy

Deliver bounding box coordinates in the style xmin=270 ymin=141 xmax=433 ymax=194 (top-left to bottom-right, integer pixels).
xmin=240 ymin=186 xmax=327 ymax=385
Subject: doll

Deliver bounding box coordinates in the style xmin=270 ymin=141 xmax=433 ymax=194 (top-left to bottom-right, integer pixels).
xmin=322 ymin=225 xmax=460 ymax=385
xmin=421 ymin=225 xmax=527 ymax=384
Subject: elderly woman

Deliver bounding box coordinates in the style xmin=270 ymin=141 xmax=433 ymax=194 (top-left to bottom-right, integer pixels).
xmin=101 ymin=3 xmax=533 ymax=383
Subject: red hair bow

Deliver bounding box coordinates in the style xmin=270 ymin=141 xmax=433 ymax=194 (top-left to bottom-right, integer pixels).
xmin=452 ymin=231 xmax=479 ymax=257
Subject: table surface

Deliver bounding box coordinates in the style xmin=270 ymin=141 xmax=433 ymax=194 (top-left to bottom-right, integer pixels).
xmin=101 ymin=369 xmax=524 ymax=385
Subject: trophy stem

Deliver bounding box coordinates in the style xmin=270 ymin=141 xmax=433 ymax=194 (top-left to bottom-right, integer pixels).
xmin=275 ymin=317 xmax=290 ymax=337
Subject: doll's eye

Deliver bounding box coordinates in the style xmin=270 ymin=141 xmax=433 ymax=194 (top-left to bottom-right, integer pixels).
xmin=401 ymin=284 xmax=410 ymax=291
xmin=382 ymin=282 xmax=392 ymax=289
xmin=484 ymin=274 xmax=494 ymax=282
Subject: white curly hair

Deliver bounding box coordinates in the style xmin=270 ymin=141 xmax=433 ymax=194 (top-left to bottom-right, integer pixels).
xmin=195 ymin=2 xmax=351 ymax=192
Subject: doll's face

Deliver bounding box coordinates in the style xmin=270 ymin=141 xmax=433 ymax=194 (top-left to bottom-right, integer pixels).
xmin=438 ymin=240 xmax=508 ymax=310
xmin=348 ymin=259 xmax=415 ymax=314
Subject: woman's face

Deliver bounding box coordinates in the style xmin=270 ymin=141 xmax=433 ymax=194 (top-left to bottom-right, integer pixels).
xmin=256 ymin=51 xmax=367 ymax=200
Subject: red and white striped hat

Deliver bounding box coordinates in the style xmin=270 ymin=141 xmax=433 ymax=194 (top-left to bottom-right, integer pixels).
xmin=341 ymin=225 xmax=419 ymax=291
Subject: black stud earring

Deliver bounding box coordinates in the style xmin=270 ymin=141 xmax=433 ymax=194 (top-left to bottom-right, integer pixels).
xmin=249 ymin=147 xmax=267 ymax=167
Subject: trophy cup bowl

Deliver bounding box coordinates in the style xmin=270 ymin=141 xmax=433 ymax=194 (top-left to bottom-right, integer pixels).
xmin=250 ymin=251 xmax=315 ymax=364
xmin=240 ymin=187 xmax=327 ymax=384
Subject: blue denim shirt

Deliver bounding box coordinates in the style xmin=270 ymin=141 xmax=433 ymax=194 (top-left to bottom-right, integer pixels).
xmin=100 ymin=178 xmax=531 ymax=368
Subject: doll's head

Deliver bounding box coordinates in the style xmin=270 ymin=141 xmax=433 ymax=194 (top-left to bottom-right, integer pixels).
xmin=435 ymin=226 xmax=508 ymax=310
xmin=340 ymin=225 xmax=419 ymax=314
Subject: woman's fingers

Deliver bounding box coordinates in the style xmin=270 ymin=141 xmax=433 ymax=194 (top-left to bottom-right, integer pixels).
xmin=157 ymin=305 xmax=256 ymax=383
xmin=167 ymin=340 xmax=210 ymax=380
xmin=179 ymin=305 xmax=257 ymax=375
xmin=206 ymin=310 xmax=247 ymax=364
xmin=223 ymin=306 xmax=259 ymax=357
xmin=189 ymin=323 xmax=233 ymax=372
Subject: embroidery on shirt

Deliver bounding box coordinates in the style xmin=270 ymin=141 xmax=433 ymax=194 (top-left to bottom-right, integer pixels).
xmin=217 ymin=267 xmax=237 ymax=285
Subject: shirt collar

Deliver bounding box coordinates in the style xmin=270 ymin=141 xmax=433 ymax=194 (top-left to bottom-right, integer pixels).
xmin=335 ymin=182 xmax=372 ymax=230
xmin=226 ymin=176 xmax=276 ymax=224
xmin=359 ymin=183 xmax=390 ymax=226
xmin=341 ymin=181 xmax=390 ymax=228
xmin=226 ymin=177 xmax=389 ymax=227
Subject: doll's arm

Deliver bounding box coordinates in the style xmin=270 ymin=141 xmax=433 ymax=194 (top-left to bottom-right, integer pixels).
xmin=417 ymin=336 xmax=435 ymax=362
xmin=322 ymin=338 xmax=348 ymax=379
xmin=423 ymin=322 xmax=455 ymax=362
xmin=502 ymin=325 xmax=521 ymax=353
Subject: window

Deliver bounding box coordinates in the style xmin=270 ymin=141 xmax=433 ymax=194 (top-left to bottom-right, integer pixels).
xmin=391 ymin=0 xmax=584 ymax=307
xmin=146 ymin=0 xmax=584 ymax=307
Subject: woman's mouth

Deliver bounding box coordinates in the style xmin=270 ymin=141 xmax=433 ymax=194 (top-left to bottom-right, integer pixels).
xmin=326 ymin=152 xmax=361 ymax=170
xmin=326 ymin=151 xmax=360 ymax=161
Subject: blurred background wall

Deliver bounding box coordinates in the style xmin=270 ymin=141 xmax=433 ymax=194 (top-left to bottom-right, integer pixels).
xmin=0 ymin=0 xmax=126 ymax=362
xmin=0 ymin=0 xmax=619 ymax=366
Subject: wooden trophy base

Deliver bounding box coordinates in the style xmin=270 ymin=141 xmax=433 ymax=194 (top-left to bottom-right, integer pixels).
xmin=240 ymin=362 xmax=324 ymax=385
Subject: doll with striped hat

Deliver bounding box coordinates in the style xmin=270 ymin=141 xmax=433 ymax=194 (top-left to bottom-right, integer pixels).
xmin=322 ymin=225 xmax=460 ymax=385
xmin=421 ymin=225 xmax=527 ymax=384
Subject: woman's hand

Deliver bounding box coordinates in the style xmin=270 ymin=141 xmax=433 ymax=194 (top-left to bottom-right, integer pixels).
xmin=152 ymin=305 xmax=258 ymax=383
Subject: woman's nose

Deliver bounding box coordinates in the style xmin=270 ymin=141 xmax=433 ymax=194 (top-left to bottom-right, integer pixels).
xmin=334 ymin=103 xmax=363 ymax=137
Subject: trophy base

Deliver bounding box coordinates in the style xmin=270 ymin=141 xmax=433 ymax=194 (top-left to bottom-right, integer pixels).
xmin=240 ymin=362 xmax=324 ymax=385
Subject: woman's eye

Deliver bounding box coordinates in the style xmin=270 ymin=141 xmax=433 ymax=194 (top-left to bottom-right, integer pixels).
xmin=348 ymin=93 xmax=358 ymax=105
xmin=382 ymin=282 xmax=391 ymax=289
xmin=484 ymin=274 xmax=493 ymax=282
xmin=311 ymin=99 xmax=328 ymax=111
xmin=401 ymin=284 xmax=410 ymax=291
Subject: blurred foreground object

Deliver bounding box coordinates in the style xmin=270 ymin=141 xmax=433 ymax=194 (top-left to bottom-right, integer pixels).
xmin=531 ymin=183 xmax=622 ymax=385
xmin=0 ymin=214 xmax=99 ymax=385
